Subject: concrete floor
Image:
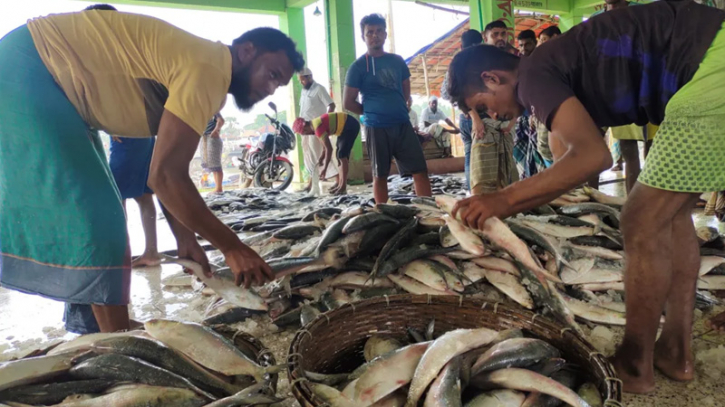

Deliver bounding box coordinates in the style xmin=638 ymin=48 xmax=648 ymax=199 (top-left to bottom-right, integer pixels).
xmin=2 ymin=170 xmax=725 ymax=406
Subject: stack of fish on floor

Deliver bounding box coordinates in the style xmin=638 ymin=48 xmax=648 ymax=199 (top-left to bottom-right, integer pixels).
xmin=188 ymin=183 xmax=723 ymax=334
xmin=305 ymin=323 xmax=603 ymax=407
xmin=0 ymin=319 xmax=281 ymax=406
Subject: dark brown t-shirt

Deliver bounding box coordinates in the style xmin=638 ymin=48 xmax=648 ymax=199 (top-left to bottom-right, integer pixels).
xmin=518 ymin=0 xmax=725 ymax=130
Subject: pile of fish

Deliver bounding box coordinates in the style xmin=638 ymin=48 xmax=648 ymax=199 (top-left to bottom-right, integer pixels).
xmin=304 ymin=324 xmax=603 ymax=407
xmin=188 ymin=183 xmax=725 ymax=334
xmin=0 ymin=319 xmax=281 ymax=406
xmin=386 ymin=174 xmax=468 ymax=197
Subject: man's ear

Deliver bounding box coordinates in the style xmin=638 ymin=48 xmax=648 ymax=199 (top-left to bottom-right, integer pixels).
xmin=235 ymin=42 xmax=257 ymax=65
xmin=480 ymin=71 xmax=501 ymax=88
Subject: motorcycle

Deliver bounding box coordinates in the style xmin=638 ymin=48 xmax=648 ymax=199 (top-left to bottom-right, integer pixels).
xmin=236 ymin=136 xmax=263 ymax=180
xmin=252 ymin=102 xmax=296 ymax=191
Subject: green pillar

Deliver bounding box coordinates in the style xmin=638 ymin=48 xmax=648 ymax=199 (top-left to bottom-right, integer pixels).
xmin=279 ymin=7 xmax=307 ymax=187
xmin=469 ymin=0 xmax=515 ymax=45
xmin=559 ymin=10 xmax=585 ymax=32
xmin=326 ymin=0 xmax=363 ymax=184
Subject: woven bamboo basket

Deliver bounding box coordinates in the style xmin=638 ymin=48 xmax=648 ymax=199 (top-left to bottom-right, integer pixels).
xmin=288 ymin=294 xmax=621 ymax=406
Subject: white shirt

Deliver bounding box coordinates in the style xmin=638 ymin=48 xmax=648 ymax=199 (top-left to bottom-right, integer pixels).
xmin=420 ymin=106 xmax=447 ymax=127
xmin=409 ymin=109 xmax=418 ymax=128
xmin=299 ymin=82 xmax=334 ymax=121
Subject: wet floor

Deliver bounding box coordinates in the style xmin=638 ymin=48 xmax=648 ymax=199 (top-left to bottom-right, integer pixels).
xmin=2 ymin=171 xmax=725 ymax=406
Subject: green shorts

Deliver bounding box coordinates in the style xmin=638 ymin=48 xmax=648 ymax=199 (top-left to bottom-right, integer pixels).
xmin=639 ymin=23 xmax=725 ymax=193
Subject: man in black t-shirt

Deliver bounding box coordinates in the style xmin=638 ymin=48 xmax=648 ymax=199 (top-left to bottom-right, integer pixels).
xmin=445 ymin=0 xmax=725 ymax=394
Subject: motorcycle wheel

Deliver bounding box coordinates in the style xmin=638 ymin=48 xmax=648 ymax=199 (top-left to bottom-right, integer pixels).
xmin=253 ymin=159 xmax=294 ymax=191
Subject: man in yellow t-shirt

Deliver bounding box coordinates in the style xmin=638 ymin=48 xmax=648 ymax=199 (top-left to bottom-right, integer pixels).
xmin=0 ymin=7 xmax=304 ymax=334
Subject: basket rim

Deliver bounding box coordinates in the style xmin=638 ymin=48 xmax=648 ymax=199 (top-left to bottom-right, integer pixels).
xmin=287 ymin=294 xmax=621 ymax=406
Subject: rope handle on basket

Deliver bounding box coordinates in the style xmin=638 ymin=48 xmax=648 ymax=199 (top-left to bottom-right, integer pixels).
xmin=588 ymin=351 xmax=605 ymax=361
xmin=427 ymin=294 xmax=432 ymax=305
xmin=560 ymin=327 xmax=572 ymax=337
xmin=481 ymin=302 xmax=488 ymax=310
xmin=257 ymin=348 xmax=274 ymax=361
xmin=605 ymin=376 xmax=623 ymax=387
xmin=290 ymin=377 xmax=309 ymax=386
xmin=322 ymin=313 xmax=331 ymax=324
xmin=604 ymin=399 xmax=623 ymax=407
xmin=287 ymin=352 xmax=304 ymax=365
xmin=384 ymin=294 xmax=390 ymax=307
xmin=493 ymin=302 xmax=500 ymax=313
xmin=348 ymin=302 xmax=356 ymax=313
xmin=297 ymin=329 xmax=313 ymax=341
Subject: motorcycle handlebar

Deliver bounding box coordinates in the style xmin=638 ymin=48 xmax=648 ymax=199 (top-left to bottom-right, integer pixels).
xmin=265 ymin=114 xmax=280 ymax=126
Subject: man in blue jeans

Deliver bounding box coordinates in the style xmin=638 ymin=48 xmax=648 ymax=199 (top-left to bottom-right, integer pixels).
xmin=457 ymin=29 xmax=484 ymax=190
xmin=344 ymin=14 xmax=432 ymax=204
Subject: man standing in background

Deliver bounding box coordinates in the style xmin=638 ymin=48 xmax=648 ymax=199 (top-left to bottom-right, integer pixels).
xmin=201 ymin=111 xmax=225 ymax=194
xmin=516 ymin=30 xmax=537 ymax=57
xmin=344 ymin=13 xmax=431 ymax=204
xmin=419 ymin=95 xmax=459 ymax=158
xmin=298 ymin=68 xmax=337 ymax=196
xmin=484 ymin=20 xmax=518 ymax=55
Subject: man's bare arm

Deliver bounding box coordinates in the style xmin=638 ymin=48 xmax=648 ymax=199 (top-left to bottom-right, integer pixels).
xmin=454 ymin=97 xmax=612 ymax=228
xmin=150 ymin=110 xmax=273 ymax=287
xmin=211 ymin=114 xmax=224 ymax=135
xmin=343 ymin=86 xmax=363 ymax=115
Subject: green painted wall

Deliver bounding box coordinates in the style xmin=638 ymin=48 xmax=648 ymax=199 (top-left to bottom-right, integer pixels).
xmin=469 ymin=0 xmax=515 ymax=43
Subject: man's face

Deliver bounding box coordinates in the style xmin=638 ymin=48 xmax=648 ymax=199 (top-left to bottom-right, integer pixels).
xmin=429 ymin=100 xmax=438 ymax=113
xmin=462 ymin=73 xmax=522 ymax=122
xmin=299 ymin=74 xmax=313 ymax=90
xmin=485 ymin=27 xmax=508 ymax=49
xmin=364 ymin=24 xmax=387 ymax=51
xmin=518 ymin=38 xmax=536 ymax=57
xmin=230 ymin=49 xmax=294 ymax=111
xmin=538 ymin=34 xmax=551 ymax=45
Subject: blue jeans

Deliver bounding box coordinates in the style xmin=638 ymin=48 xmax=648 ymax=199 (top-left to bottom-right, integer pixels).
xmin=459 ymin=113 xmax=473 ymax=190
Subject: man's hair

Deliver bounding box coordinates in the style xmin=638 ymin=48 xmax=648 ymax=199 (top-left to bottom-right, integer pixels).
xmin=484 ymin=20 xmax=508 ymax=32
xmin=445 ymin=44 xmax=519 ymax=110
xmin=84 ymin=4 xmax=117 ymax=11
xmin=360 ymin=14 xmax=386 ymax=35
xmin=233 ymin=28 xmax=305 ymax=72
xmin=517 ymin=29 xmax=536 ymax=41
xmin=461 ymin=30 xmax=483 ymax=49
xmin=540 ymin=25 xmax=562 ymax=38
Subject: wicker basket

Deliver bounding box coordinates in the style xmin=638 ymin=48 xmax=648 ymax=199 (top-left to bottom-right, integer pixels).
xmin=288 ymin=294 xmax=621 ymax=406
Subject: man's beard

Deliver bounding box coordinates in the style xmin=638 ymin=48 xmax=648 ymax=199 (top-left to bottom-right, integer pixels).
xmin=229 ymin=64 xmax=255 ymax=111
xmin=496 ymin=40 xmax=507 ymax=49
xmin=303 ymin=81 xmax=313 ymax=90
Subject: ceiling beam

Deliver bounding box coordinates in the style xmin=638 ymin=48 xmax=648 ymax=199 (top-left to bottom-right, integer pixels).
xmin=82 ymin=0 xmax=287 ymax=14
xmin=286 ymin=0 xmax=318 ymax=8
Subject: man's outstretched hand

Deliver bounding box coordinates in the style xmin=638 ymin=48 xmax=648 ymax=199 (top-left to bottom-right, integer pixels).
xmin=452 ymin=193 xmax=510 ymax=230
xmin=224 ymin=244 xmax=275 ymax=288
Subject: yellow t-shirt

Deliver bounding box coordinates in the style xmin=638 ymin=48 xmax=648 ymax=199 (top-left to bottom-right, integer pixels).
xmin=27 ymin=10 xmax=231 ymax=137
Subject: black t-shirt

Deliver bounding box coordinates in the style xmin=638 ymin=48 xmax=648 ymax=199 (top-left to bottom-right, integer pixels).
xmin=518 ymin=0 xmax=725 ymax=130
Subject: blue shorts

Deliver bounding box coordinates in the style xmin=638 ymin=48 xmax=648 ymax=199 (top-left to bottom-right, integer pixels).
xmin=110 ymin=136 xmax=155 ymax=199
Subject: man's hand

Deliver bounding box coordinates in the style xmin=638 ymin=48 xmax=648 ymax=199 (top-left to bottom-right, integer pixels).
xmin=452 ymin=193 xmax=510 ymax=230
xmin=177 ymin=238 xmax=212 ymax=278
xmin=224 ymin=244 xmax=274 ymax=288
xmin=112 ymin=136 xmax=123 ymax=143
xmin=317 ymin=155 xmax=325 ymax=168
xmin=471 ymin=114 xmax=485 ymax=140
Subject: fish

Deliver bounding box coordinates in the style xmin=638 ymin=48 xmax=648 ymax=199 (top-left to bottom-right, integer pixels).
xmin=303 ymin=371 xmax=351 ymax=387
xmin=300 ymin=304 xmax=321 ymax=326
xmin=374 ymin=391 xmax=408 ymax=407
xmin=310 ymin=383 xmax=358 ymax=407
xmin=560 ymin=293 xmax=626 ymax=326
xmin=89 ymin=336 xmax=241 ymax=397
xmin=343 ymin=212 xmax=398 ymax=234
xmin=358 ymin=223 xmax=401 ymax=257
xmin=564 ymin=243 xmax=623 ymax=261
xmin=48 ymin=331 xmax=147 ymax=356
xmin=471 ymin=368 xmax=591 ymax=407
xmin=699 ymin=256 xmax=725 ymax=276
xmin=527 ymin=358 xmax=568 ymax=377
xmin=388 ymin=274 xmax=454 ymax=296
xmin=0 ymin=380 xmax=114 ymax=405
xmin=167 ymin=259 xmax=268 ymax=311
xmin=560 ymin=258 xmax=622 ymax=285
xmin=315 ymin=216 xmax=352 ymax=256
xmin=403 ymin=260 xmax=461 ymax=294
xmin=521 ymin=368 xmax=580 ymax=407
xmin=461 ymin=262 xmax=487 ymax=284
xmin=559 ymin=203 xmax=620 ymax=228
xmin=69 ymin=354 xmax=214 ymax=400
xmin=50 ymin=384 xmax=205 ymax=407
xmin=471 ymin=257 xmax=520 ymax=277
xmin=474 ymin=217 xmax=562 ymax=284
xmin=327 ymin=272 xmax=395 ymax=289
xmin=407 ymin=328 xmax=499 ymax=406
xmin=378 ymin=246 xmax=457 ymax=277
xmin=423 ymin=358 xmax=461 ymax=407
xmin=440 ymin=225 xmax=459 ymax=248
xmin=419 ymin=216 xmax=447 ymax=228
xmin=375 ymin=203 xmax=420 ymax=219
xmin=435 ymin=195 xmax=460 ymax=220
xmin=583 ymin=186 xmax=626 ymax=206
xmin=144 ymin=319 xmax=273 ymax=381
xmin=371 ymin=218 xmax=419 ymax=279
xmin=483 ymin=269 xmax=534 ymax=309
xmin=464 ymin=390 xmax=526 ymax=407
xmin=698 ymin=275 xmax=725 ymax=290
xmin=507 ymin=220 xmax=570 ymax=272
xmin=272 ymin=224 xmax=321 ymax=240
xmin=520 ymin=219 xmax=595 ymax=239
xmin=0 ymin=351 xmax=85 ymax=392
xmin=354 ymin=342 xmax=430 ymax=405
xmin=203 ymin=307 xmax=265 ymax=326
xmin=161 ymin=271 xmax=194 ymax=287
xmin=202 ymin=384 xmax=282 ymax=407
xmin=302 ymin=207 xmax=342 ymax=222
xmin=569 ymin=236 xmax=623 ymax=251
xmin=444 ymin=215 xmax=486 ymax=256
xmin=577 ymin=382 xmax=603 ymax=407
xmin=471 ymin=338 xmax=561 ymax=375
xmin=364 ymin=336 xmax=403 ymax=362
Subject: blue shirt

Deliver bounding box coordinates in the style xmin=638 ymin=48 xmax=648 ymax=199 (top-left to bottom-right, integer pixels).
xmin=345 ymin=53 xmax=410 ymax=128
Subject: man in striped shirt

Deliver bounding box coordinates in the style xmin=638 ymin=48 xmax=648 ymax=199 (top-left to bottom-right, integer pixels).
xmin=293 ymin=112 xmax=361 ymax=195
